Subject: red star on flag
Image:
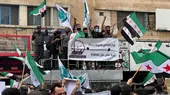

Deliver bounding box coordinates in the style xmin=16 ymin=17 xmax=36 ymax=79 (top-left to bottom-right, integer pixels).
xmin=163 ymin=64 xmax=170 ymax=72
xmin=146 ymin=65 xmax=152 ymax=71
xmin=134 ymin=25 xmax=137 ymax=29
xmin=137 ymin=30 xmax=141 ymax=34
xmin=151 ymin=77 xmax=155 ymax=80
xmin=129 ymin=20 xmax=132 ymax=23
xmin=41 ymin=7 xmax=44 ymax=11
xmin=70 ymin=36 xmax=74 ymax=40
xmin=35 ymin=79 xmax=38 ymax=82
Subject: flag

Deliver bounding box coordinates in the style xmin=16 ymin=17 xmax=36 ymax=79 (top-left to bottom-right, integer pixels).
xmin=142 ymin=72 xmax=156 ymax=86
xmin=10 ymin=79 xmax=19 ymax=88
xmin=121 ymin=27 xmax=135 ymax=45
xmin=83 ymin=0 xmax=90 ymax=27
xmin=121 ymin=13 xmax=146 ymax=45
xmin=69 ymin=31 xmax=85 ymax=41
xmin=0 ymin=72 xmax=19 ymax=80
xmin=13 ymin=45 xmax=22 ymax=56
xmin=150 ymin=40 xmax=162 ymax=53
xmin=21 ymin=70 xmax=50 ymax=85
xmin=131 ymin=50 xmax=170 ymax=74
xmin=0 ymin=72 xmax=13 ymax=77
xmin=56 ymin=4 xmax=73 ymax=31
xmin=30 ymin=71 xmax=40 ymax=87
xmin=155 ymin=40 xmax=162 ymax=50
xmin=78 ymin=73 xmax=90 ymax=89
xmin=112 ymin=25 xmax=118 ymax=36
xmin=70 ymin=73 xmax=90 ymax=89
xmin=138 ymin=49 xmax=150 ymax=54
xmin=29 ymin=0 xmax=46 ymax=17
xmin=25 ymin=51 xmax=44 ymax=87
xmin=58 ymin=56 xmax=72 ymax=80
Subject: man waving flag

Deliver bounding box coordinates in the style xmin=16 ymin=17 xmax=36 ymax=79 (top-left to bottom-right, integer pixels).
xmin=83 ymin=0 xmax=90 ymax=27
xmin=56 ymin=4 xmax=72 ymax=31
xmin=29 ymin=0 xmax=46 ymax=17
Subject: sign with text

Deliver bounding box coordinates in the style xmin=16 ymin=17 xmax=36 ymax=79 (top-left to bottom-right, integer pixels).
xmin=68 ymin=38 xmax=119 ymax=61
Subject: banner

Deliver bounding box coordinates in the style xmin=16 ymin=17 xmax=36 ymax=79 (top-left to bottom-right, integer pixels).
xmin=85 ymin=91 xmax=111 ymax=95
xmin=68 ymin=38 xmax=119 ymax=61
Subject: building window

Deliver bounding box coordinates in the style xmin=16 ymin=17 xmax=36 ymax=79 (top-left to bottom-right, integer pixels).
xmin=27 ymin=6 xmax=50 ymax=26
xmin=99 ymin=12 xmax=104 ymax=16
xmin=0 ymin=5 xmax=19 ymax=25
xmin=45 ymin=8 xmax=50 ymax=26
xmin=117 ymin=11 xmax=153 ymax=31
xmin=148 ymin=13 xmax=155 ymax=31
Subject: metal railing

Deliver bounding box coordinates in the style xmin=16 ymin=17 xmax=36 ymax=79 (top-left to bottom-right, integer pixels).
xmin=39 ymin=58 xmax=124 ymax=70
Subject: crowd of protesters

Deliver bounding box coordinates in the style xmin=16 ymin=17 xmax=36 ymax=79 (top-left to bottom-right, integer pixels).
xmin=31 ymin=16 xmax=122 ymax=70
xmin=1 ymin=77 xmax=168 ymax=95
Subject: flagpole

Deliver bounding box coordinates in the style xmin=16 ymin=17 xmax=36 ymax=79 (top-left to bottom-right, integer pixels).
xmin=21 ymin=64 xmax=25 ymax=80
xmin=132 ymin=65 xmax=142 ymax=79
xmin=21 ymin=55 xmax=26 ymax=81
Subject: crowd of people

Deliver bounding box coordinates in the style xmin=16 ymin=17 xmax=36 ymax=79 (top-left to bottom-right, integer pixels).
xmin=31 ymin=16 xmax=122 ymax=70
xmin=1 ymin=77 xmax=168 ymax=95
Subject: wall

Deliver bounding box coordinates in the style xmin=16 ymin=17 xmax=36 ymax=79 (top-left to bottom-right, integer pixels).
xmin=94 ymin=0 xmax=170 ymax=12
xmin=0 ymin=0 xmax=94 ymax=27
xmin=0 ymin=0 xmax=170 ymax=41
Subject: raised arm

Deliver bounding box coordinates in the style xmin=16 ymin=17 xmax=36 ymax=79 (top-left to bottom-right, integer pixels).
xmin=101 ymin=16 xmax=106 ymax=32
xmin=73 ymin=18 xmax=77 ymax=32
xmin=32 ymin=31 xmax=36 ymax=40
xmin=45 ymin=27 xmax=48 ymax=36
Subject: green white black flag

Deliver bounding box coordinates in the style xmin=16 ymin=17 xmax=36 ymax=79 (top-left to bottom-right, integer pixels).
xmin=142 ymin=72 xmax=156 ymax=86
xmin=29 ymin=0 xmax=46 ymax=17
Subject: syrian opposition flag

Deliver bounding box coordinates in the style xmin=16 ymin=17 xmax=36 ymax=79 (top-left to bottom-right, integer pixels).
xmin=56 ymin=4 xmax=73 ymax=31
xmin=25 ymin=51 xmax=44 ymax=87
xmin=0 ymin=72 xmax=19 ymax=80
xmin=121 ymin=13 xmax=146 ymax=45
xmin=69 ymin=31 xmax=85 ymax=41
xmin=13 ymin=45 xmax=22 ymax=56
xmin=83 ymin=0 xmax=90 ymax=27
xmin=0 ymin=72 xmax=13 ymax=77
xmin=29 ymin=0 xmax=46 ymax=17
xmin=10 ymin=79 xmax=19 ymax=88
xmin=142 ymin=72 xmax=156 ymax=86
xmin=78 ymin=73 xmax=90 ymax=89
xmin=58 ymin=56 xmax=72 ymax=80
xmin=131 ymin=50 xmax=170 ymax=74
xmin=150 ymin=40 xmax=162 ymax=53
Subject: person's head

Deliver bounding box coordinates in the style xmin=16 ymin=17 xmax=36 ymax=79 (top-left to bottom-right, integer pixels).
xmin=65 ymin=27 xmax=70 ymax=33
xmin=2 ymin=88 xmax=20 ymax=95
xmin=133 ymin=88 xmax=148 ymax=95
xmin=110 ymin=85 xmax=121 ymax=95
xmin=28 ymin=91 xmax=42 ymax=95
xmin=75 ymin=91 xmax=83 ymax=95
xmin=36 ymin=25 xmax=41 ymax=32
xmin=53 ymin=29 xmax=61 ymax=38
xmin=50 ymin=82 xmax=65 ymax=95
xmin=76 ymin=24 xmax=81 ymax=31
xmin=105 ymin=25 xmax=110 ymax=32
xmin=94 ymin=25 xmax=99 ymax=32
xmin=144 ymin=86 xmax=155 ymax=94
xmin=121 ymin=85 xmax=132 ymax=95
xmin=83 ymin=28 xmax=88 ymax=33
xmin=155 ymin=84 xmax=163 ymax=93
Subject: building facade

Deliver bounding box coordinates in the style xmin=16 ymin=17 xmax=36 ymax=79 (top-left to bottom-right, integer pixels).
xmin=0 ymin=0 xmax=170 ymax=41
xmin=1 ymin=0 xmax=170 ymax=88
